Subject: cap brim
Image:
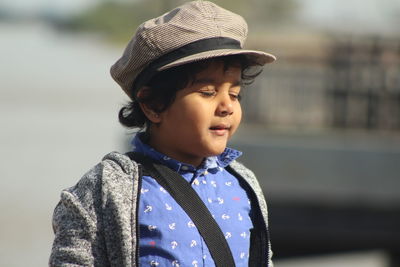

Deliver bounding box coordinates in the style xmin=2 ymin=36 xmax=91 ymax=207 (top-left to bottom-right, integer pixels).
xmin=158 ymin=49 xmax=276 ymax=71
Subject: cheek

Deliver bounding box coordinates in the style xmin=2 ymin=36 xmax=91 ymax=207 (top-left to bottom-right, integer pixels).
xmin=230 ymin=104 xmax=242 ymax=135
xmin=170 ymin=104 xmax=208 ymax=133
xmin=237 ymin=105 xmax=242 ymax=120
xmin=235 ymin=103 xmax=242 ymax=123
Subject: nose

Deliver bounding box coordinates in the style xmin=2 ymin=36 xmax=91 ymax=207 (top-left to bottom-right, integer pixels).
xmin=216 ymin=91 xmax=234 ymax=117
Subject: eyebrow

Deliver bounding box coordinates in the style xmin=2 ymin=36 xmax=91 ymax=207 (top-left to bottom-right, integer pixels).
xmin=193 ymin=78 xmax=241 ymax=87
xmin=232 ymin=80 xmax=241 ymax=87
xmin=193 ymin=78 xmax=214 ymax=84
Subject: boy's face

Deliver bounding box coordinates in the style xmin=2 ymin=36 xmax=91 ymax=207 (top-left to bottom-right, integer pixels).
xmin=149 ymin=61 xmax=242 ymax=166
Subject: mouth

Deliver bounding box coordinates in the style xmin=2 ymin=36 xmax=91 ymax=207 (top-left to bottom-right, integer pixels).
xmin=209 ymin=124 xmax=231 ymax=136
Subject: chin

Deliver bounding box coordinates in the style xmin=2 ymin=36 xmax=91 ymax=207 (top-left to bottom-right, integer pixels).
xmin=200 ymin=141 xmax=228 ymax=157
xmin=206 ymin=147 xmax=226 ymax=157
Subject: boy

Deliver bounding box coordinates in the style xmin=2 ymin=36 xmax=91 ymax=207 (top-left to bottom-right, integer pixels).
xmin=50 ymin=1 xmax=276 ymax=266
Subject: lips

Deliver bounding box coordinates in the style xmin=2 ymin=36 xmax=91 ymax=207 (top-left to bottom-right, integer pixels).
xmin=209 ymin=124 xmax=230 ymax=136
xmin=209 ymin=124 xmax=230 ymax=130
xmin=209 ymin=126 xmax=229 ymax=130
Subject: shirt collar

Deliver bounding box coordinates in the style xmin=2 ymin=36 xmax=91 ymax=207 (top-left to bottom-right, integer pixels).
xmin=131 ymin=133 xmax=242 ymax=174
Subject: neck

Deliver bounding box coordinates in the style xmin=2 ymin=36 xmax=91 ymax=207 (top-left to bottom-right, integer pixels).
xmin=146 ymin=132 xmax=204 ymax=167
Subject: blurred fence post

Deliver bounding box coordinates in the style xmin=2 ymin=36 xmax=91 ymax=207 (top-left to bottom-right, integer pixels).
xmin=327 ymin=37 xmax=400 ymax=131
xmin=242 ymin=35 xmax=400 ymax=132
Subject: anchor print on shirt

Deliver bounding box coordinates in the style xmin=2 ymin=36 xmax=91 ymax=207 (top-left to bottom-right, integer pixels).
xmin=140 ymin=188 xmax=149 ymax=194
xmin=169 ymin=223 xmax=176 ymax=230
xmin=159 ymin=187 xmax=168 ymax=194
xmin=171 ymin=241 xmax=178 ymax=249
xmin=144 ymin=205 xmax=153 ymax=213
xmin=148 ymin=225 xmax=157 ymax=231
xmin=221 ymin=214 xmax=230 ymax=220
xmin=165 ymin=203 xmax=172 ymax=210
xmin=150 ymin=260 xmax=159 ymax=266
xmin=225 ymin=232 xmax=232 ymax=239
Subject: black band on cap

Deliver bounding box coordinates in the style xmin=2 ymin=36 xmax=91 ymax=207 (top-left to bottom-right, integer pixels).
xmin=131 ymin=37 xmax=241 ymax=97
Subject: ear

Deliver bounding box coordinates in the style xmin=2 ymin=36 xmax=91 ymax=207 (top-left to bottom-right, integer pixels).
xmin=137 ymin=87 xmax=162 ymax=124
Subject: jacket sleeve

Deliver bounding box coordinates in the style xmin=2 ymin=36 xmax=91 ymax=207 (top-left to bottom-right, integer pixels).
xmin=49 ymin=152 xmax=139 ymax=267
xmin=49 ymin=165 xmax=108 ymax=267
xmin=49 ymin=192 xmax=96 ymax=266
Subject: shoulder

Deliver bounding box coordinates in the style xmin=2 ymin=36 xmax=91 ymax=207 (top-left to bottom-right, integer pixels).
xmin=100 ymin=151 xmax=139 ymax=185
xmin=229 ymin=160 xmax=264 ymax=196
xmin=67 ymin=151 xmax=138 ymax=193
xmin=59 ymin=151 xmax=140 ymax=219
xmin=229 ymin=160 xmax=257 ymax=180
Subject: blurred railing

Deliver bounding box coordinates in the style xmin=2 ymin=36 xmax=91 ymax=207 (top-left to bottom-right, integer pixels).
xmin=243 ymin=36 xmax=400 ymax=132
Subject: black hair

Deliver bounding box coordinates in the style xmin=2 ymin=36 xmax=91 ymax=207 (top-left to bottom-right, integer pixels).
xmin=118 ymin=54 xmax=262 ymax=130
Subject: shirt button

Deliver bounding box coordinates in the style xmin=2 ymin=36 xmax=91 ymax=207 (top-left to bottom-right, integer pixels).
xmin=203 ymin=170 xmax=208 ymax=175
xmin=193 ymin=179 xmax=200 ymax=185
xmin=181 ymin=165 xmax=189 ymax=171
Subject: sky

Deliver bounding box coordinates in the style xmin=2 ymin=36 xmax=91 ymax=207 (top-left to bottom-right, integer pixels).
xmin=0 ymin=0 xmax=97 ymax=16
xmin=300 ymin=0 xmax=400 ymax=34
xmin=1 ymin=0 xmax=399 ymax=34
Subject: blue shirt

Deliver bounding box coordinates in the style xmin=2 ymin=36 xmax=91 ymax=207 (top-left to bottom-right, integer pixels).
xmin=133 ymin=134 xmax=253 ymax=267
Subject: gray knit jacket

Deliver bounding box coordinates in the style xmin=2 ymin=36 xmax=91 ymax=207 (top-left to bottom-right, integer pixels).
xmin=49 ymin=151 xmax=273 ymax=266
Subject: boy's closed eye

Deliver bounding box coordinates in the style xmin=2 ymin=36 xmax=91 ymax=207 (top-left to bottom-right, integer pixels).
xmin=198 ymin=88 xmax=242 ymax=101
xmin=199 ymin=90 xmax=217 ymax=97
xmin=230 ymin=92 xmax=242 ymax=101
xmin=195 ymin=78 xmax=242 ymax=98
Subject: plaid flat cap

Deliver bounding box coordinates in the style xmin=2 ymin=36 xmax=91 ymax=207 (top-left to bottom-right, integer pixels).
xmin=110 ymin=0 xmax=276 ymax=99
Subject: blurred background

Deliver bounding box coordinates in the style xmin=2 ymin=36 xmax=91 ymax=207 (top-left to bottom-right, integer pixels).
xmin=1 ymin=0 xmax=399 ymax=266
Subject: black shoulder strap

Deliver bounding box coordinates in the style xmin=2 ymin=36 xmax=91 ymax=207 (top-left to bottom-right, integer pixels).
xmin=226 ymin=165 xmax=269 ymax=267
xmin=126 ymin=152 xmax=236 ymax=267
